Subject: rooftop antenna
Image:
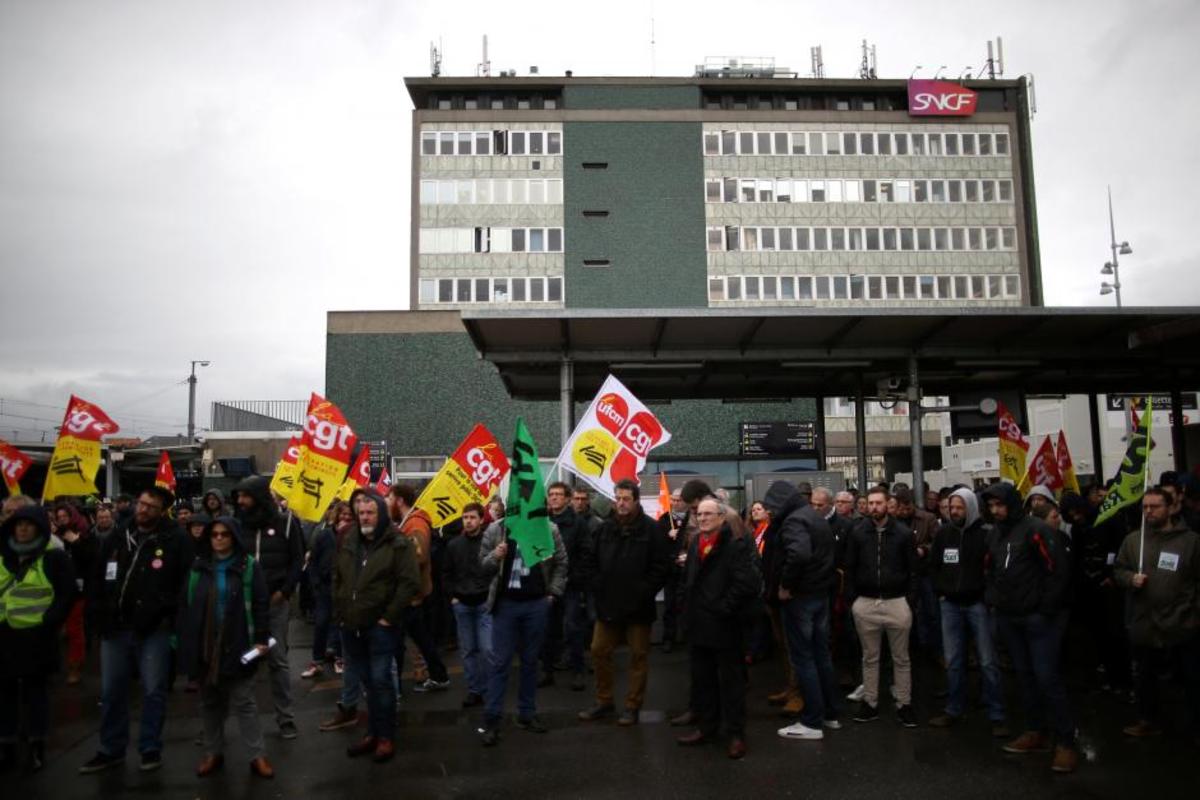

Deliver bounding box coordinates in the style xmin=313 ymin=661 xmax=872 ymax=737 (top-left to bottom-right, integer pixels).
xmin=430 ymin=41 xmax=442 ymax=77
xmin=986 ymin=37 xmax=1005 ymax=79
xmin=933 ymin=65 xmax=948 ymax=79
xmin=478 ymin=35 xmax=491 ymax=77
xmin=910 ymin=65 xmax=923 ymax=79
xmin=859 ymin=40 xmax=877 ymax=79
xmin=810 ymin=45 xmax=825 ymax=79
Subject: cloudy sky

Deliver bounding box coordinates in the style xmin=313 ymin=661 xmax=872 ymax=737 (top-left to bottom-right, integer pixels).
xmin=1 ymin=0 xmax=1197 ymax=441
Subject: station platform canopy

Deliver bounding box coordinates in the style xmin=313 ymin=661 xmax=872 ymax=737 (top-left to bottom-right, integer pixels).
xmin=460 ymin=307 xmax=1200 ymax=401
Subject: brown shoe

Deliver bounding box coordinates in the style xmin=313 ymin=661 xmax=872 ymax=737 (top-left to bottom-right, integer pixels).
xmin=766 ymin=688 xmax=791 ymax=706
xmin=320 ymin=706 xmax=358 ymax=732
xmin=727 ymin=737 xmax=747 ymax=760
xmin=1051 ymin=745 xmax=1078 ymax=773
xmin=1002 ymin=731 xmax=1051 ymax=754
xmin=928 ymin=713 xmax=962 ymax=728
xmin=195 ymin=753 xmax=224 ymax=777
xmin=372 ymin=739 xmax=395 ymax=763
xmin=669 ymin=710 xmax=697 ymax=727
xmin=1122 ymin=720 xmax=1163 ymax=738
xmin=249 ymin=756 xmax=275 ymax=779
xmin=779 ymin=694 xmax=804 ymax=718
xmin=675 ymin=730 xmax=709 ymax=746
xmin=346 ymin=736 xmax=377 ymax=758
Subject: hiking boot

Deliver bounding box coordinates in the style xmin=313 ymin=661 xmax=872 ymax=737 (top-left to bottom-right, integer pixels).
xmin=320 ymin=705 xmax=358 ymax=732
xmin=780 ymin=693 xmax=805 ymax=717
xmin=1051 ymin=745 xmax=1079 ymax=773
xmin=372 ymin=739 xmax=395 ymax=763
xmin=249 ymin=756 xmax=275 ymax=778
xmin=1122 ymin=720 xmax=1163 ymax=737
xmin=852 ymin=702 xmax=879 ymax=723
xmin=1002 ymin=731 xmax=1051 ymax=754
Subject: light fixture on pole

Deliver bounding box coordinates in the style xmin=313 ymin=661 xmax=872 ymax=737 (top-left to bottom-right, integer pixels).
xmin=1100 ymin=186 xmax=1132 ymax=307
xmin=187 ymin=360 xmax=210 ymax=440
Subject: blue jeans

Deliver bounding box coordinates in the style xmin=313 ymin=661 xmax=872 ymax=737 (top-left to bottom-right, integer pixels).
xmin=997 ymin=611 xmax=1074 ymax=743
xmin=562 ymin=588 xmax=589 ymax=673
xmin=342 ymin=624 xmax=400 ymax=740
xmin=99 ymin=629 xmax=171 ymax=756
xmin=312 ymin=590 xmax=340 ymax=662
xmin=484 ymin=597 xmax=550 ymax=725
xmin=940 ymin=599 xmax=1005 ymax=720
xmin=783 ymin=594 xmax=839 ymax=728
xmin=452 ymin=601 xmax=493 ymax=697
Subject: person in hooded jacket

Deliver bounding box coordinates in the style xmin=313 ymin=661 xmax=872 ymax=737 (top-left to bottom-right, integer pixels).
xmin=764 ymin=481 xmax=839 ymax=741
xmin=0 ymin=505 xmax=76 ymax=773
xmin=53 ymin=502 xmax=97 ymax=686
xmin=303 ymin=501 xmax=348 ymax=680
xmin=928 ymin=488 xmax=1008 ymax=735
xmin=982 ymin=482 xmax=1077 ymax=773
xmin=233 ymin=475 xmax=305 ymax=740
xmin=176 ymin=516 xmax=274 ymax=779
xmin=333 ymin=490 xmax=421 ymax=763
xmin=544 ymin=481 xmax=591 ymax=690
xmin=201 ymin=489 xmax=228 ymax=519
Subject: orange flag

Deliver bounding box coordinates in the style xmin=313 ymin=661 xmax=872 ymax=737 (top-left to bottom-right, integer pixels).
xmin=155 ymin=450 xmax=177 ymax=493
xmin=657 ymin=472 xmax=671 ymax=519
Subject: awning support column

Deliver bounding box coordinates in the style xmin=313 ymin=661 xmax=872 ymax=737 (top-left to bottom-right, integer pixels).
xmin=855 ymin=380 xmax=869 ymax=492
xmin=559 ymin=358 xmax=574 ymax=483
xmin=1088 ymin=392 xmax=1104 ymax=483
xmin=908 ymin=354 xmax=924 ymax=495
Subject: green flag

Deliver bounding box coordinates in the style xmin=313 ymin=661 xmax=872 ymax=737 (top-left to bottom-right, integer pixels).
xmin=1094 ymin=399 xmax=1153 ymax=526
xmin=505 ymin=417 xmax=555 ymax=567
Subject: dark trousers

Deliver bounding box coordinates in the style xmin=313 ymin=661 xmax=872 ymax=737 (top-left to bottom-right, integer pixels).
xmin=0 ymin=675 xmax=50 ymax=742
xmin=311 ymin=589 xmax=340 ymax=662
xmin=997 ymin=610 xmax=1074 ymax=744
xmin=1133 ymin=634 xmax=1200 ymax=734
xmin=1082 ymin=584 xmax=1132 ymax=687
xmin=342 ymin=624 xmax=399 ymax=740
xmin=783 ymin=595 xmax=839 ymax=728
xmin=662 ymin=574 xmax=681 ymax=643
xmin=400 ymin=603 xmax=448 ymax=683
xmin=562 ymin=588 xmax=589 ymax=673
xmin=689 ymin=643 xmax=747 ymax=739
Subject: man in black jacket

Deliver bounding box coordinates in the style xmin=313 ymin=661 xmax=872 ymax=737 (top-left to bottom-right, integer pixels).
xmin=234 ymin=476 xmax=305 ymax=740
xmin=675 ymin=498 xmax=762 ymax=760
xmin=983 ymin=482 xmax=1077 ymax=773
xmin=443 ymin=503 xmax=494 ymax=708
xmin=844 ymin=487 xmax=919 ymax=727
xmin=542 ymin=481 xmax=589 ymax=690
xmin=928 ymin=488 xmax=1007 ymax=734
xmin=578 ymin=480 xmax=670 ymax=726
xmin=656 ymin=488 xmax=688 ymax=654
xmin=80 ymin=487 xmax=186 ymax=774
xmin=766 ymin=481 xmax=839 ymax=741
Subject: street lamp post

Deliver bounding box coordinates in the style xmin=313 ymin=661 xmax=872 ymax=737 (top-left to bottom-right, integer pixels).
xmin=187 ymin=360 xmax=210 ymax=440
xmin=1100 ymin=186 xmax=1132 ymax=306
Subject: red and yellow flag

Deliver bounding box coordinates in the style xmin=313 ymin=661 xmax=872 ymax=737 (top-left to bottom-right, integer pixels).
xmin=155 ymin=450 xmax=176 ymax=493
xmin=1017 ymin=436 xmax=1064 ymax=498
xmin=413 ymin=424 xmax=510 ymax=527
xmin=657 ymin=472 xmax=671 ymax=519
xmin=0 ymin=438 xmax=33 ymax=496
xmin=1054 ymin=431 xmax=1081 ymax=496
xmin=336 ymin=444 xmax=372 ymax=501
xmin=374 ymin=467 xmax=392 ymax=497
xmin=44 ymin=395 xmax=118 ymax=500
xmin=996 ymin=400 xmax=1030 ymax=485
xmin=288 ymin=393 xmax=357 ymax=522
xmin=268 ymin=434 xmax=303 ymax=500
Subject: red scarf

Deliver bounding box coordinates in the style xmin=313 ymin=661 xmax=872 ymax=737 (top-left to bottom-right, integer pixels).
xmin=753 ymin=520 xmax=769 ymax=555
xmin=699 ymin=531 xmax=718 ymax=561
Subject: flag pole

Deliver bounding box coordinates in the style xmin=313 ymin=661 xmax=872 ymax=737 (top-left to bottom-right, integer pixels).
xmin=1137 ymin=398 xmax=1153 ymax=574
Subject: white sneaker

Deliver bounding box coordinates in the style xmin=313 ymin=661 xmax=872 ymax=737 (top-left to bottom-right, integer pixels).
xmin=823 ymin=719 xmax=842 ymax=730
xmin=778 ymin=722 xmax=824 ymax=740
xmin=846 ymin=684 xmax=866 ymax=702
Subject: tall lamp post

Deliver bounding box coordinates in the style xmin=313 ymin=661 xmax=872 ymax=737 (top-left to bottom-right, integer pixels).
xmin=1100 ymin=186 xmax=1133 ymax=306
xmin=187 ymin=360 xmax=210 ymax=440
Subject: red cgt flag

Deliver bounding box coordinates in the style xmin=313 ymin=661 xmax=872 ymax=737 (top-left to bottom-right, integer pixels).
xmin=60 ymin=394 xmax=120 ymax=441
xmin=0 ymin=438 xmax=33 ymax=496
xmin=374 ymin=467 xmax=392 ymax=496
xmin=155 ymin=450 xmax=176 ymax=493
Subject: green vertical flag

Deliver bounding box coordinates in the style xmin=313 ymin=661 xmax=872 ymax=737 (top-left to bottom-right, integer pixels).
xmin=505 ymin=417 xmax=555 ymax=567
xmin=1094 ymin=398 xmax=1153 ymax=526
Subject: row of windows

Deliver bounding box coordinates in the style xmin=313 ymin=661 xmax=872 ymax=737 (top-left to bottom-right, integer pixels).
xmin=431 ymin=95 xmax=559 ymax=111
xmin=419 ymin=179 xmax=563 ymax=206
xmin=701 ymin=93 xmax=901 ymax=113
xmin=703 ymin=130 xmax=1010 ymax=158
xmin=419 ymin=227 xmax=564 ymax=254
xmin=707 ymin=225 xmax=1018 ymax=253
xmin=708 ymin=273 xmax=1022 ymax=302
xmin=706 ymin=177 xmax=1014 ymax=204
xmin=419 ymin=276 xmax=563 ymax=304
xmin=420 ymin=130 xmax=562 ymax=157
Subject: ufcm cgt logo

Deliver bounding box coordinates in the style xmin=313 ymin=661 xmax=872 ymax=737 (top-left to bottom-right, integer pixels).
xmin=907 ymin=80 xmax=978 ymax=116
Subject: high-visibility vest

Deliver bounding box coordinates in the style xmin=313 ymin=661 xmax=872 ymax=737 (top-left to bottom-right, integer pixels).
xmin=0 ymin=548 xmax=54 ymax=629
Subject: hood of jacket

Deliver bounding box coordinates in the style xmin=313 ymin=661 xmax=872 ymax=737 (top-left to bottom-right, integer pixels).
xmin=203 ymin=488 xmax=226 ymax=508
xmin=1 ymin=504 xmax=51 ymax=554
xmin=950 ymin=487 xmax=981 ymax=529
xmin=203 ymin=515 xmax=247 ymax=561
xmin=234 ymin=475 xmax=277 ymax=529
xmin=1024 ymin=485 xmax=1058 ymax=508
xmin=762 ymin=480 xmax=806 ymax=521
xmin=982 ymin=482 xmax=1025 ymax=525
xmin=349 ymin=489 xmax=392 ymax=546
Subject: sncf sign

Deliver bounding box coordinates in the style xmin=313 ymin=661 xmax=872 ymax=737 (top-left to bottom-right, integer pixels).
xmin=908 ymin=80 xmax=978 ymax=116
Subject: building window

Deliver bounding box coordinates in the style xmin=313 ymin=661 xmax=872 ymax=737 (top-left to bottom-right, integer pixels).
xmin=709 ymin=278 xmax=725 ymax=301
xmin=797 ymin=277 xmax=813 ymax=300
xmin=995 ymin=132 xmax=1010 ymax=155
xmin=1005 ymin=275 xmax=1020 ymax=298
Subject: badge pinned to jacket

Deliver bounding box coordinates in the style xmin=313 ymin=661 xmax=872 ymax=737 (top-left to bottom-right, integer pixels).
xmin=151 ymin=559 xmax=163 ymax=570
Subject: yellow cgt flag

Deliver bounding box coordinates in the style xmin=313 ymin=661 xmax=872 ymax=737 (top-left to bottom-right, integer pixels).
xmin=44 ymin=395 xmax=119 ymax=500
xmin=287 ymin=394 xmax=356 ymax=523
xmin=269 ymin=435 xmax=303 ymax=500
xmin=996 ymin=401 xmax=1030 ymax=485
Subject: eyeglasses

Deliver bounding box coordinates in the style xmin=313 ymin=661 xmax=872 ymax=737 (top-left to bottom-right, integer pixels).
xmin=210 ymin=529 xmax=233 ymax=539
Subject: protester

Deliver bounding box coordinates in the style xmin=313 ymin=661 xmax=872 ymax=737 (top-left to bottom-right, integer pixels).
xmin=201 ymin=490 xmax=228 ymax=519
xmin=333 ymin=490 xmax=420 ymax=763
xmin=176 ymin=516 xmax=274 ymax=779
xmin=1113 ymin=487 xmax=1200 ymax=741
xmin=477 ymin=509 xmax=567 ymax=746
xmin=543 ymin=481 xmax=590 ymax=690
xmin=303 ymin=501 xmax=347 ymax=680
xmin=578 ymin=479 xmax=670 ymax=726
xmin=675 ymin=498 xmax=762 ymax=759
xmin=91 ymin=505 xmax=118 ymax=542
xmin=758 ymin=490 xmax=800 ymax=716
xmin=53 ymin=502 xmax=96 ymax=686
xmin=443 ymin=503 xmax=493 ymax=708
xmin=81 ymin=487 xmax=186 ymax=774
xmin=0 ymin=505 xmax=76 ymax=773
xmin=655 ymin=488 xmax=689 ymax=654
xmin=233 ymin=476 xmax=304 ymax=740
xmin=982 ymin=483 xmax=1077 ymax=773
xmin=893 ymin=486 xmax=942 ymax=665
xmin=388 ymin=484 xmax=451 ymax=692
xmin=844 ymin=487 xmax=919 ymax=727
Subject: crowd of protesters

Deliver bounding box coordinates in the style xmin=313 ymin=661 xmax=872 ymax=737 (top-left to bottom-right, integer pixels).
xmin=0 ymin=469 xmax=1196 ymax=777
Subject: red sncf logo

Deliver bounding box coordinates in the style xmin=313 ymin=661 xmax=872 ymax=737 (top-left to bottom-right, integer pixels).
xmin=907 ymin=80 xmax=978 ymax=116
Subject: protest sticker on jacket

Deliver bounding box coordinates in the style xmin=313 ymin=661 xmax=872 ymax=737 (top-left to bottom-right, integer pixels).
xmin=44 ymin=395 xmax=119 ymax=500
xmin=414 ymin=423 xmax=510 ymax=527
xmin=555 ymin=375 xmax=672 ymax=500
xmin=268 ymin=434 xmax=303 ymax=499
xmin=288 ymin=394 xmax=356 ymax=523
xmin=0 ymin=438 xmax=33 ymax=496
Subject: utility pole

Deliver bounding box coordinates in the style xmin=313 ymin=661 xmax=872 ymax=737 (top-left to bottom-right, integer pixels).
xmin=187 ymin=360 xmax=210 ymax=440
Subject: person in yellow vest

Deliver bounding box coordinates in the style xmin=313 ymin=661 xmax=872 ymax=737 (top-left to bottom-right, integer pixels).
xmin=0 ymin=505 xmax=76 ymax=773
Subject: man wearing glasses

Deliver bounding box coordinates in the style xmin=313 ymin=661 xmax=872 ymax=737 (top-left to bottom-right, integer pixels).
xmin=80 ymin=487 xmax=187 ymax=774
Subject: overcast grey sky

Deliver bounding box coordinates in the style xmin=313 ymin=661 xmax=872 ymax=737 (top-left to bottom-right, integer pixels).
xmin=1 ymin=0 xmax=1197 ymax=440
